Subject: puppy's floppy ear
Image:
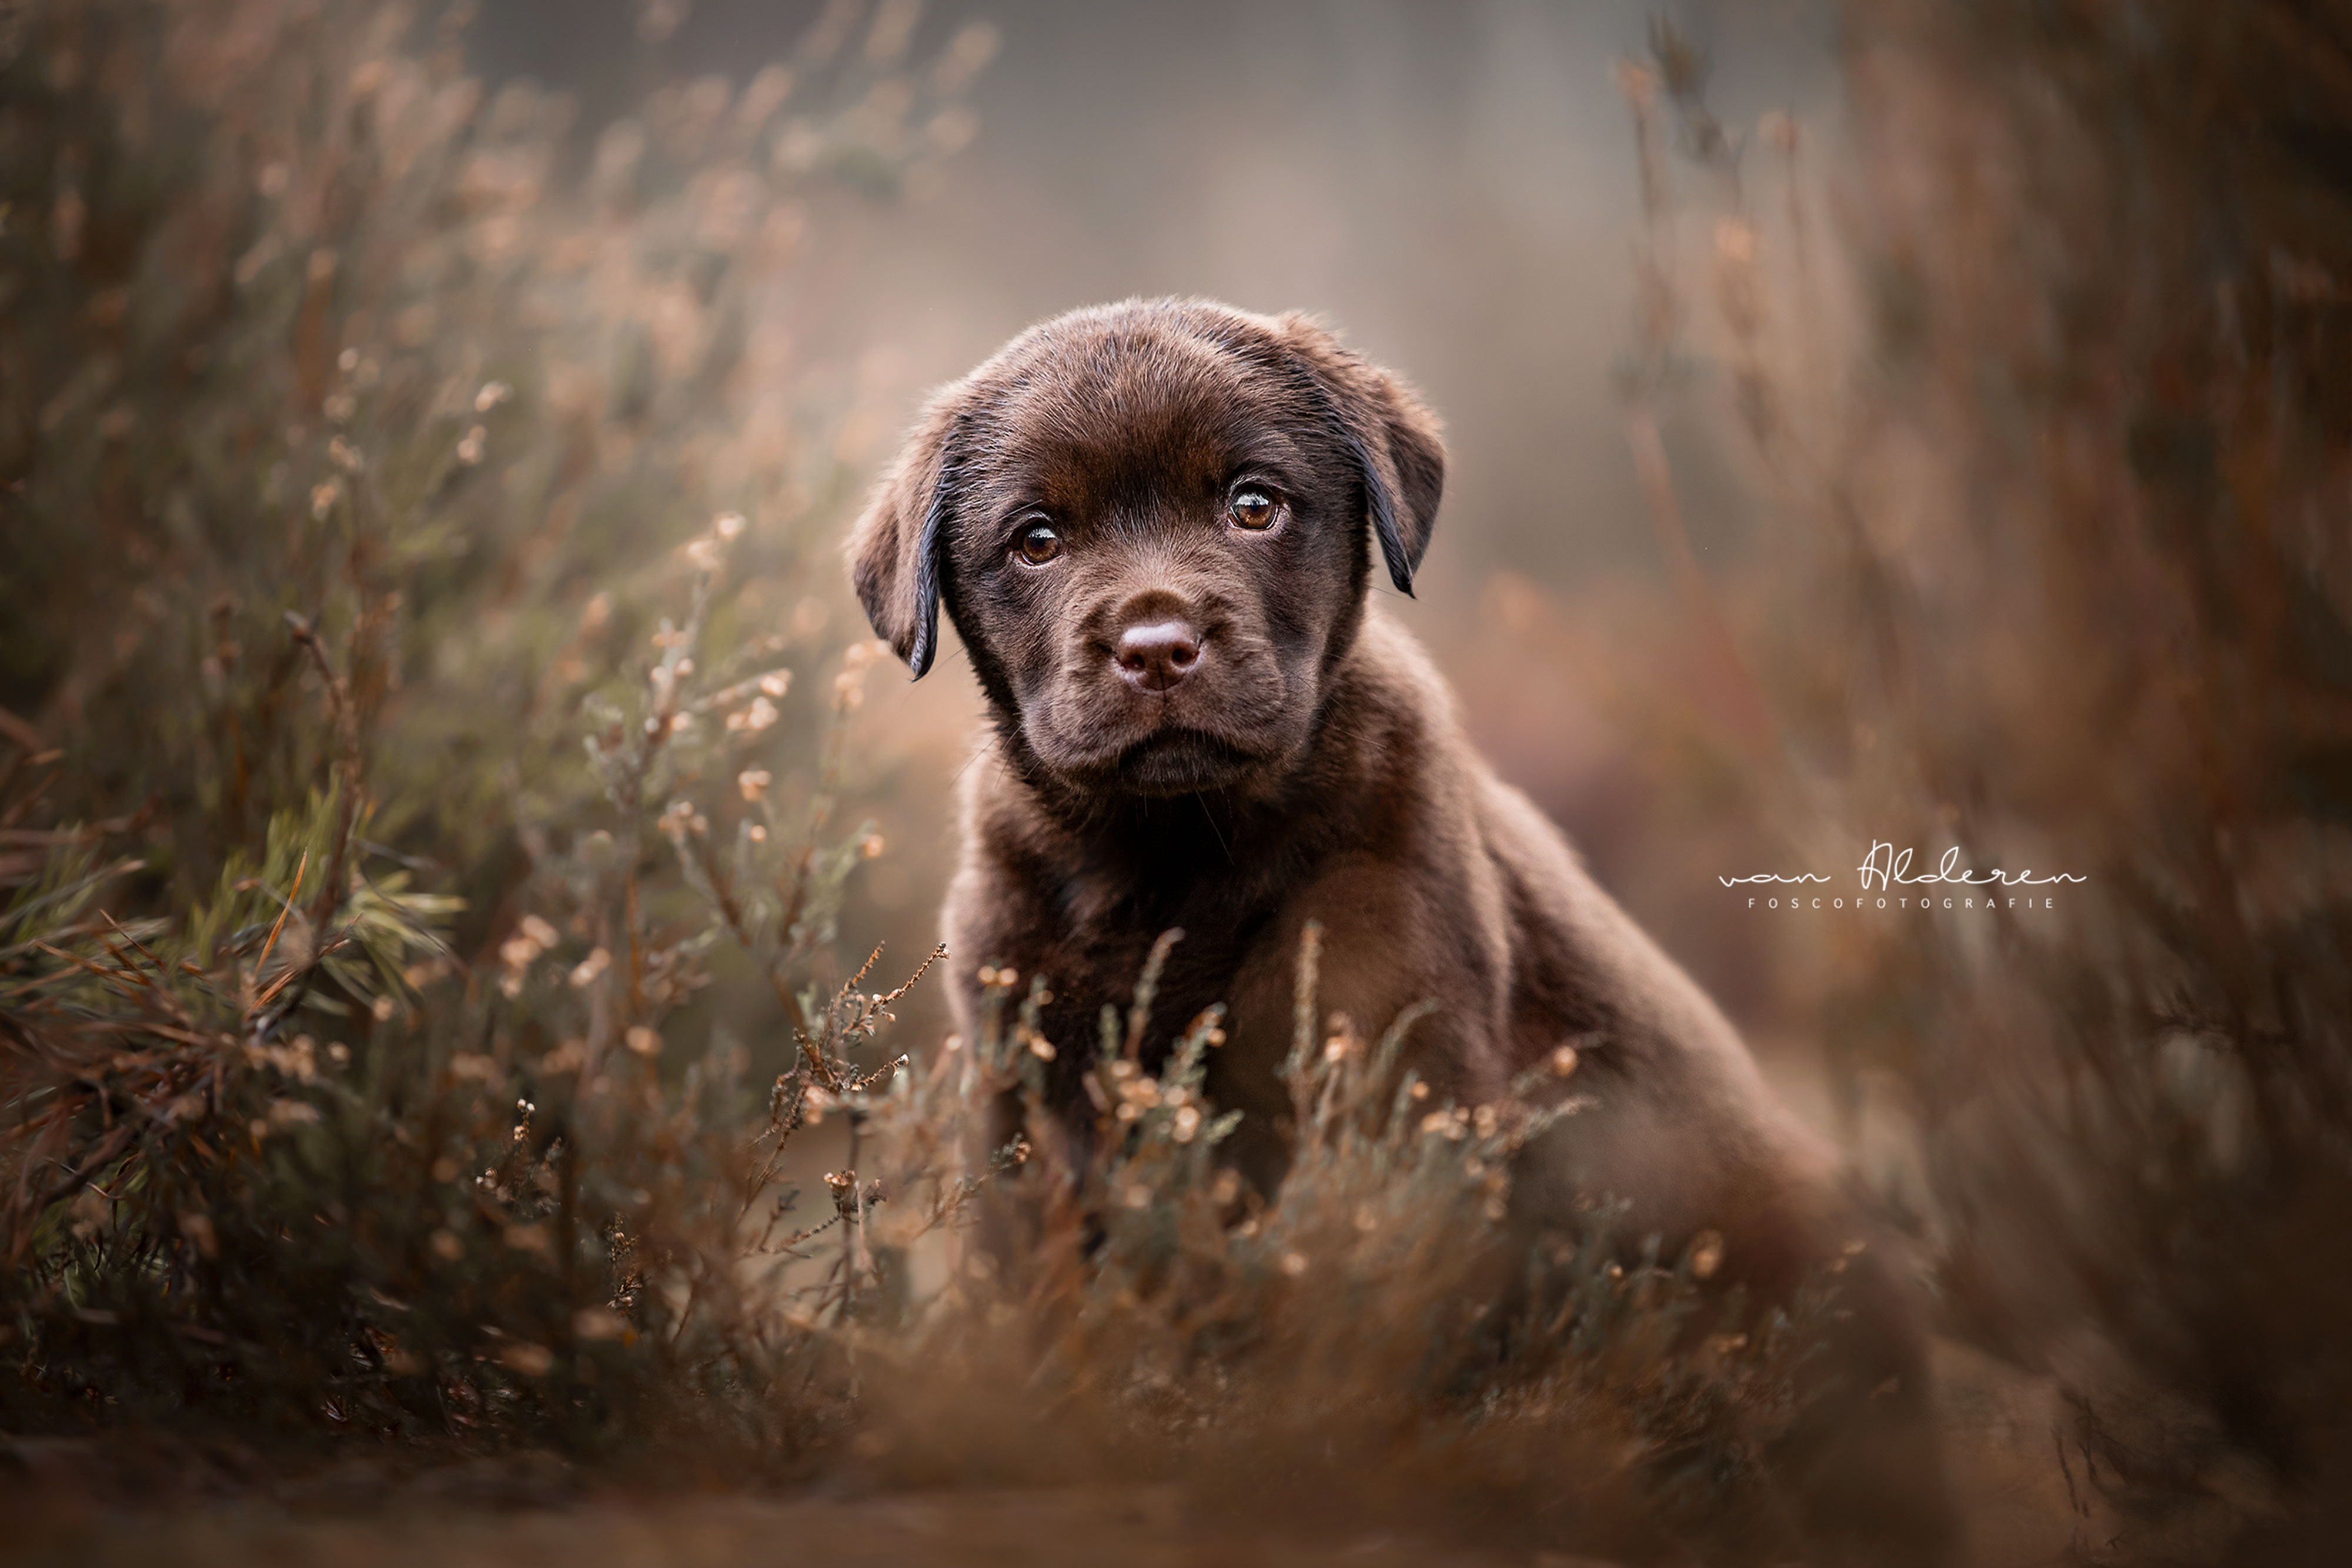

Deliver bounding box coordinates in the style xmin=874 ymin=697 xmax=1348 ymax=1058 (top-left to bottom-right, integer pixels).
xmin=846 ymin=383 xmax=970 ymax=678
xmin=1274 ymin=312 xmax=1446 ymax=596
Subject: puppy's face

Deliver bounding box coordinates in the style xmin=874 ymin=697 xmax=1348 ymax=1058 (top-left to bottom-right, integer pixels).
xmin=849 ymin=300 xmax=1444 ymax=800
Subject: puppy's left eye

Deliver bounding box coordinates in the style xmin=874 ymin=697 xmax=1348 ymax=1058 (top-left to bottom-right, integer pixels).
xmin=1228 ymin=487 xmax=1279 ymax=531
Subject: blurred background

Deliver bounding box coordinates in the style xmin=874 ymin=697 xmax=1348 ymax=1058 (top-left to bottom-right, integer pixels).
xmin=8 ymin=1 xmax=2351 ymax=1558
xmin=464 ymin=0 xmax=1852 ymax=1066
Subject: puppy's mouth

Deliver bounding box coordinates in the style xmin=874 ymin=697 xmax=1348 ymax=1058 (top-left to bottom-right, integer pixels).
xmin=1087 ymin=726 xmax=1261 ymax=797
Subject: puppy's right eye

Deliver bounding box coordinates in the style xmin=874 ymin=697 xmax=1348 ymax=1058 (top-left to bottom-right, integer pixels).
xmin=1015 ymin=523 xmax=1062 ymax=567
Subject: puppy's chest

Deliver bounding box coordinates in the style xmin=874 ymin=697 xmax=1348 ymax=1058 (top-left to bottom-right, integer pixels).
xmin=994 ymin=867 xmax=1278 ymax=1070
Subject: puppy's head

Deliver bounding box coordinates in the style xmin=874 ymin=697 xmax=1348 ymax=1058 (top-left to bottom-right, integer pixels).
xmin=848 ymin=299 xmax=1443 ymax=798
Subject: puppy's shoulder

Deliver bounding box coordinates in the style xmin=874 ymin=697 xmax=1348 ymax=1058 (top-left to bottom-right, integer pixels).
xmin=1329 ymin=609 xmax=1477 ymax=790
xmin=1345 ymin=607 xmax=1460 ymax=723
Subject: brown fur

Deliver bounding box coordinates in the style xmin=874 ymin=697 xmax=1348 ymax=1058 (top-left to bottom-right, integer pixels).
xmin=849 ymin=298 xmax=1956 ymax=1558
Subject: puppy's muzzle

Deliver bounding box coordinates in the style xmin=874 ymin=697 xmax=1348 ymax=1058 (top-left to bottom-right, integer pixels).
xmin=1115 ymin=618 xmax=1203 ymax=693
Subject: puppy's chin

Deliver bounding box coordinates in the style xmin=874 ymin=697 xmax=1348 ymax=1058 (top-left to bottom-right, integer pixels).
xmin=1051 ymin=726 xmax=1264 ymax=799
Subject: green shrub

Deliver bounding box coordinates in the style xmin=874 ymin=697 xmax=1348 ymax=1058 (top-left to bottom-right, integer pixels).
xmin=0 ymin=0 xmax=993 ymax=1462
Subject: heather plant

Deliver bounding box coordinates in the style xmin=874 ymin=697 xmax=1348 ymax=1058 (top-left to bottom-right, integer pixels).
xmin=0 ymin=5 xmax=1813 ymax=1531
xmin=1613 ymin=8 xmax=2352 ymax=1559
xmin=16 ymin=0 xmax=2283 ymax=1559
xmin=832 ymin=924 xmax=1840 ymax=1560
xmin=0 ymin=0 xmax=995 ymax=1459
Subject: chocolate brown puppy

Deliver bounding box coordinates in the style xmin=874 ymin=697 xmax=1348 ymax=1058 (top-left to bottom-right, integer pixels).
xmin=848 ymin=298 xmax=1954 ymax=1556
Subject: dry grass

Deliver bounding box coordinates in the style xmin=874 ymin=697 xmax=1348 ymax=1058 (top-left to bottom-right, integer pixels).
xmin=5 ymin=2 xmax=2351 ymax=1565
xmin=0 ymin=8 xmax=1821 ymax=1562
xmin=1610 ymin=5 xmax=2352 ymax=1560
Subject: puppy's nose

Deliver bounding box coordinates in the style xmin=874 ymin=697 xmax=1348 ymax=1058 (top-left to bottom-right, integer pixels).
xmin=1115 ymin=619 xmax=1203 ymax=693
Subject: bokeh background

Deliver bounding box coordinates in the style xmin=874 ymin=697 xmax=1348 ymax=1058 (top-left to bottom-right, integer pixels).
xmin=467 ymin=0 xmax=1852 ymax=1074
xmin=8 ymin=1 xmax=2351 ymax=1559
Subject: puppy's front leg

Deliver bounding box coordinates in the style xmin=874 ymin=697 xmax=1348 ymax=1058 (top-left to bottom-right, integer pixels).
xmin=1211 ymin=863 xmax=1504 ymax=1195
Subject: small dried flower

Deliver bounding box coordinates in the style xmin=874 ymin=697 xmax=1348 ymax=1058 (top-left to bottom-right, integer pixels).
xmin=713 ymin=510 xmax=746 ymax=540
xmin=499 ymin=1342 xmax=554 ymax=1376
xmin=179 ymin=1211 xmax=218 ymax=1259
xmin=475 ymin=380 xmax=513 ymax=412
xmin=1690 ymin=1230 xmax=1726 ymax=1280
xmin=1611 ymin=58 xmax=1658 ymax=110
xmin=573 ymin=1307 xmax=627 ymax=1340
xmin=624 ymin=1025 xmax=663 ymax=1057
xmin=1279 ymin=1251 xmax=1308 ymax=1278
xmin=455 ymin=424 xmax=486 ymax=464
xmin=505 ymin=1223 xmax=550 ymax=1254
xmin=738 ymin=767 xmax=772 ymax=801
xmin=1551 ymin=1043 xmax=1581 ymax=1078
xmin=757 ymin=670 xmax=791 ymax=698
xmin=569 ymin=947 xmax=612 ymax=988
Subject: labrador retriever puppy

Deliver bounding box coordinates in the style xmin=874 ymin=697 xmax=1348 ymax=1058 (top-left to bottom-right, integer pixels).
xmin=848 ymin=297 xmax=1955 ymax=1558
